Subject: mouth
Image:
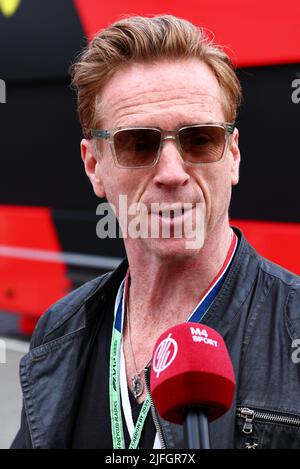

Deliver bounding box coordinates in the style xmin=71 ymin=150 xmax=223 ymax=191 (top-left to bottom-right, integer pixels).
xmin=151 ymin=203 xmax=195 ymax=217
xmin=143 ymin=202 xmax=204 ymax=242
xmin=158 ymin=207 xmax=186 ymax=219
xmin=148 ymin=204 xmax=196 ymax=228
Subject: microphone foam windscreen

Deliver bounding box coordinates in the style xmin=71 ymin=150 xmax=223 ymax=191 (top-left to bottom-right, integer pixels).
xmin=150 ymin=322 xmax=235 ymax=425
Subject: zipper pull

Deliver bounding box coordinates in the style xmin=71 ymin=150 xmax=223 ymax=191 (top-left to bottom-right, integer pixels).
xmin=245 ymin=441 xmax=258 ymax=449
xmin=144 ymin=366 xmax=167 ymax=449
xmin=238 ymin=407 xmax=255 ymax=435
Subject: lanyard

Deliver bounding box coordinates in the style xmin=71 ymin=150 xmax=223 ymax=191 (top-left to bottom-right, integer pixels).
xmin=110 ymin=273 xmax=148 ymax=449
xmin=109 ymin=275 xmax=127 ymax=449
xmin=188 ymin=229 xmax=238 ymax=322
xmin=109 ymin=230 xmax=238 ymax=449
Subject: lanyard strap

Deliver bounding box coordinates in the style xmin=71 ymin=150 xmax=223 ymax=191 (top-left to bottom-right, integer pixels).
xmin=188 ymin=229 xmax=238 ymax=322
xmin=109 ymin=277 xmax=126 ymax=449
xmin=120 ymin=342 xmax=151 ymax=448
xmin=110 ymin=273 xmax=151 ymax=449
xmin=109 ymin=230 xmax=238 ymax=449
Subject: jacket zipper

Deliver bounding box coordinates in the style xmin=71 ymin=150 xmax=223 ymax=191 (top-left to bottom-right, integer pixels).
xmin=144 ymin=367 xmax=167 ymax=449
xmin=236 ymin=406 xmax=300 ymax=435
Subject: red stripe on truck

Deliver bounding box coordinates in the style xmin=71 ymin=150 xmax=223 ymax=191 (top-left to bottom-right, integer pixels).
xmin=73 ymin=0 xmax=300 ymax=67
xmin=0 ymin=206 xmax=71 ymax=333
xmin=232 ymin=219 xmax=300 ymax=275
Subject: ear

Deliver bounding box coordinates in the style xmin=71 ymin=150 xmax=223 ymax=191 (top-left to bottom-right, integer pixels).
xmin=81 ymin=139 xmax=106 ymax=198
xmin=230 ymin=128 xmax=241 ymax=186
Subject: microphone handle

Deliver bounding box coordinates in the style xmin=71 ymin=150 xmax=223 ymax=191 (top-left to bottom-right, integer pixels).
xmin=183 ymin=407 xmax=210 ymax=449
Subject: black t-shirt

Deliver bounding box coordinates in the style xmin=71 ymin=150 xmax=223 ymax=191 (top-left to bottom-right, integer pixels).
xmin=71 ymin=231 xmax=239 ymax=448
xmin=71 ymin=296 xmax=156 ymax=449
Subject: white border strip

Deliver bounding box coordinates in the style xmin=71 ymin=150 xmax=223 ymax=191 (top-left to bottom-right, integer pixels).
xmin=0 ymin=336 xmax=29 ymax=354
xmin=0 ymin=245 xmax=122 ymax=270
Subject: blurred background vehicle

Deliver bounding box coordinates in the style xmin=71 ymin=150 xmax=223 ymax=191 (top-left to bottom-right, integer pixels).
xmin=1 ymin=0 xmax=300 ymax=336
xmin=0 ymin=0 xmax=299 ymax=450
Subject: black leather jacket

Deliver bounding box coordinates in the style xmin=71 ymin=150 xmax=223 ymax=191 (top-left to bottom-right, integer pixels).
xmin=11 ymin=228 xmax=300 ymax=449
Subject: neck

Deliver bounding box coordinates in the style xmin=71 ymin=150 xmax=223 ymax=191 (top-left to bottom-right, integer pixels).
xmin=122 ymin=222 xmax=234 ymax=402
xmin=125 ymin=222 xmax=233 ymax=329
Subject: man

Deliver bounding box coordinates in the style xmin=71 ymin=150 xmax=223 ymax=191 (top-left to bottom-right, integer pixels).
xmin=12 ymin=15 xmax=300 ymax=449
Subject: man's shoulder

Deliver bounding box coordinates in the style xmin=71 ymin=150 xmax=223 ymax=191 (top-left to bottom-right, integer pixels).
xmin=235 ymin=226 xmax=300 ymax=289
xmin=252 ymin=253 xmax=300 ymax=345
xmin=31 ymin=272 xmax=112 ymax=348
xmin=259 ymin=255 xmax=300 ymax=289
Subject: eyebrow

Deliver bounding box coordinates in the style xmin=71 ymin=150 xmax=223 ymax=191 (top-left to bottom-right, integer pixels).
xmin=111 ymin=121 xmax=220 ymax=130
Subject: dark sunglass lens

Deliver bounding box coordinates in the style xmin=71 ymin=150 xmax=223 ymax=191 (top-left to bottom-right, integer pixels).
xmin=179 ymin=126 xmax=225 ymax=163
xmin=114 ymin=129 xmax=161 ymax=167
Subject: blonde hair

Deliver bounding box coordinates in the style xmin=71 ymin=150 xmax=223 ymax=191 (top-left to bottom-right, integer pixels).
xmin=70 ymin=15 xmax=241 ymax=138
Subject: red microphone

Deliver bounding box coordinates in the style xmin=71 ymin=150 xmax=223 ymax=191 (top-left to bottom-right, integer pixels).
xmin=150 ymin=322 xmax=235 ymax=448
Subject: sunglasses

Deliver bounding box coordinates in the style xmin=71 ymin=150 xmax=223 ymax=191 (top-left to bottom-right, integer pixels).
xmin=90 ymin=123 xmax=234 ymax=169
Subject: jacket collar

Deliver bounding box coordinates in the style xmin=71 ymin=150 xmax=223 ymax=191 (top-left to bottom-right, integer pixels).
xmin=156 ymin=227 xmax=264 ymax=448
xmin=20 ymin=259 xmax=129 ymax=448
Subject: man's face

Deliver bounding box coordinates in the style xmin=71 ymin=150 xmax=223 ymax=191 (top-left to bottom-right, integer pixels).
xmin=81 ymin=59 xmax=240 ymax=260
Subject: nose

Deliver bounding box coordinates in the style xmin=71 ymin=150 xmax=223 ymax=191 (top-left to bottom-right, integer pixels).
xmin=153 ymin=138 xmax=190 ymax=188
